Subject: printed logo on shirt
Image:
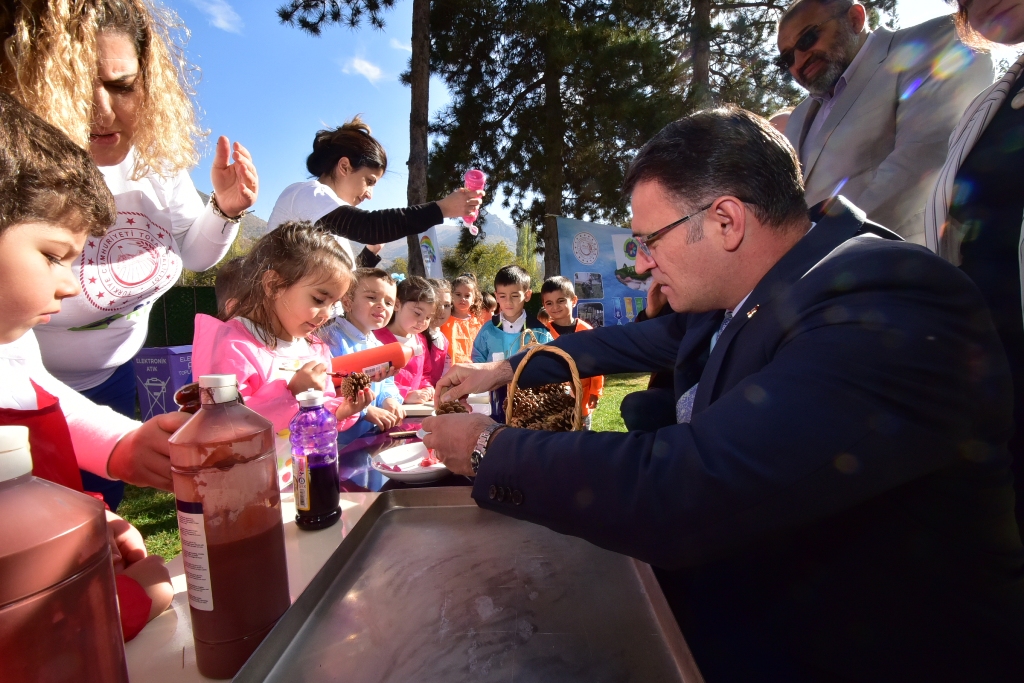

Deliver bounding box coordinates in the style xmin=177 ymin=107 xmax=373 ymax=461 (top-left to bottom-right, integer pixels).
xmin=80 ymin=209 xmax=182 ymax=313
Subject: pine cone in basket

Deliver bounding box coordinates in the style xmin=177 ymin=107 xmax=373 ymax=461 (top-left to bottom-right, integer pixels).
xmin=507 ymin=383 xmax=576 ymax=431
xmin=340 ymin=372 xmax=371 ymax=400
xmin=435 ymin=400 xmax=469 ymax=415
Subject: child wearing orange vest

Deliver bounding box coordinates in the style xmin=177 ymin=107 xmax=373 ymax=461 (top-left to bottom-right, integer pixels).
xmin=539 ymin=276 xmax=604 ymax=429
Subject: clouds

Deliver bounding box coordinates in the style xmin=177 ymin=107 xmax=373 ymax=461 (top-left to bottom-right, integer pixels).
xmin=189 ymin=0 xmax=242 ymax=34
xmin=389 ymin=38 xmax=413 ymax=53
xmin=342 ymin=57 xmax=384 ymax=84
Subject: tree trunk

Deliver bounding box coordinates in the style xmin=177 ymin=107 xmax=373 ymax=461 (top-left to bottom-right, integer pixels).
xmin=406 ymin=0 xmax=430 ymax=276
xmin=541 ymin=2 xmax=564 ymax=279
xmin=690 ymin=0 xmax=713 ymax=109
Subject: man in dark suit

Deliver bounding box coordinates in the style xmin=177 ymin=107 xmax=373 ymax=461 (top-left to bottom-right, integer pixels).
xmin=423 ymin=107 xmax=1024 ymax=681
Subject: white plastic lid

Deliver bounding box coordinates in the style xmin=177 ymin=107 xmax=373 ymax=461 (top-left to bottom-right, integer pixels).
xmin=199 ymin=374 xmax=236 ymax=388
xmin=0 ymin=425 xmax=33 ymax=482
xmin=296 ymin=390 xmax=327 ymax=408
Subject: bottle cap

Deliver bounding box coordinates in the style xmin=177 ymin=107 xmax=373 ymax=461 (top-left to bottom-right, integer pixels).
xmin=198 ymin=374 xmax=238 ymax=403
xmin=199 ymin=374 xmax=236 ymax=388
xmin=0 ymin=425 xmax=33 ymax=482
xmin=296 ymin=390 xmax=327 ymax=408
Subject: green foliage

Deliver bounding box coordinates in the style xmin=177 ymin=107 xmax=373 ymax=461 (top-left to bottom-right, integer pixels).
xmin=276 ymin=0 xmax=397 ymax=32
xmin=427 ymin=0 xmax=685 ymax=235
xmin=442 ymin=240 xmax=517 ymax=288
xmin=177 ymin=234 xmax=255 ymax=287
xmin=516 ymin=220 xmax=542 ymax=284
xmin=389 ymin=256 xmax=409 ymax=276
xmin=591 ymin=373 xmax=649 ymax=432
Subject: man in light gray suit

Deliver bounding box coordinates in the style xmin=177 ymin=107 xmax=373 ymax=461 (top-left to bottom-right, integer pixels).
xmin=778 ymin=0 xmax=992 ymax=243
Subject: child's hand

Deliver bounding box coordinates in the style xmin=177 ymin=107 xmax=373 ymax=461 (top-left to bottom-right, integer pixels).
xmin=587 ymin=395 xmax=600 ymax=410
xmin=365 ymin=405 xmax=401 ymax=430
xmin=404 ymin=387 xmax=434 ymax=404
xmin=336 ymin=388 xmax=374 ymax=420
xmin=289 ymin=361 xmax=327 ymax=395
xmin=119 ymin=555 xmax=174 ymax=621
xmin=366 ymin=365 xmax=398 ymax=383
xmin=106 ymin=510 xmax=147 ymax=572
xmin=383 ymin=397 xmax=406 ymax=420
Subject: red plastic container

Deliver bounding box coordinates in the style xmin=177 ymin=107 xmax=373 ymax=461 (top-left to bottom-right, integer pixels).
xmin=0 ymin=425 xmax=128 ymax=683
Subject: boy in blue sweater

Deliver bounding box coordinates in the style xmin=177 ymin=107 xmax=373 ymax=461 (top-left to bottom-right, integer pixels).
xmin=472 ymin=265 xmax=552 ymax=421
xmin=323 ymin=268 xmax=405 ymax=443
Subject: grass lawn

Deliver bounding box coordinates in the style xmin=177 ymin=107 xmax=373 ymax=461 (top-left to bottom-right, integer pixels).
xmin=120 ymin=373 xmax=650 ymax=557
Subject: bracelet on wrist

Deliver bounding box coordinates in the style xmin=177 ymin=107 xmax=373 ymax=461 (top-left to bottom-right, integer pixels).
xmin=210 ymin=192 xmax=248 ymax=224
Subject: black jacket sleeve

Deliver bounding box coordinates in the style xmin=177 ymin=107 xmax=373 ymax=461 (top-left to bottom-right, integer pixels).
xmin=356 ymin=247 xmax=381 ymax=268
xmin=315 ymin=202 xmax=445 ymax=244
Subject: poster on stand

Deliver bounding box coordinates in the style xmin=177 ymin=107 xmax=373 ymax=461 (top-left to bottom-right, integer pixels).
xmin=419 ymin=227 xmax=444 ymax=279
xmin=556 ymin=217 xmax=650 ymax=328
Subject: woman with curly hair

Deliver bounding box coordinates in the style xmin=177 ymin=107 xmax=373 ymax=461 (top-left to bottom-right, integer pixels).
xmin=1 ymin=0 xmax=258 ymax=508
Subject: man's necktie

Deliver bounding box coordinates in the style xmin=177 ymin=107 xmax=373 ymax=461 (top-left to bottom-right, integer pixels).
xmin=676 ymin=312 xmax=734 ymax=424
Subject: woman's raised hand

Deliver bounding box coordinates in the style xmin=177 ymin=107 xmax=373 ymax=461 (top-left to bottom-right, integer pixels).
xmin=437 ymin=187 xmax=485 ymax=219
xmin=210 ymin=135 xmax=258 ymax=218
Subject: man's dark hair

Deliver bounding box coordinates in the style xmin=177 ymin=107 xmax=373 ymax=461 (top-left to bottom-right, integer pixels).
xmin=622 ymin=106 xmax=808 ymax=232
xmin=0 ymin=92 xmax=115 ymax=236
xmin=494 ymin=264 xmax=531 ymax=290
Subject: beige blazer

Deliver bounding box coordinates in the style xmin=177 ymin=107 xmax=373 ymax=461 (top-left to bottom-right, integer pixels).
xmin=925 ymin=53 xmax=1024 ymax=325
xmin=785 ymin=15 xmax=993 ymax=243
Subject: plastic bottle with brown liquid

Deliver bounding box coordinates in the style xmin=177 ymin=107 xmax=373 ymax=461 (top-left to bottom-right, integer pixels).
xmin=0 ymin=425 xmax=129 ymax=683
xmin=168 ymin=374 xmax=291 ymax=679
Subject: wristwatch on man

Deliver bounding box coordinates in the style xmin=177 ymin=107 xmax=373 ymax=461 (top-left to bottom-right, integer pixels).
xmin=471 ymin=422 xmax=506 ymax=475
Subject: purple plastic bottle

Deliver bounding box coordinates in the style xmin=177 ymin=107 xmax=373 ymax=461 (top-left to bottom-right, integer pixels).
xmin=462 ymin=169 xmax=487 ymax=235
xmin=290 ymin=391 xmax=340 ymax=531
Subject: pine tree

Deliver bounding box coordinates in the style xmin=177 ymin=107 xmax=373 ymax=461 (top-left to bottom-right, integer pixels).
xmin=427 ymin=0 xmax=684 ymax=277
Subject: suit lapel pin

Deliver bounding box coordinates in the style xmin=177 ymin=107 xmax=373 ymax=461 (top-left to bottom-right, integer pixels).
xmin=747 ymin=304 xmax=759 ymax=319
xmin=1012 ymin=91 xmax=1024 ymax=110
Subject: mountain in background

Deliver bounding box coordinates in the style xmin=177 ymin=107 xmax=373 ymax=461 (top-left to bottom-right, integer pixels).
xmin=197 ymin=190 xmax=268 ymax=242
xmin=377 ymin=213 xmax=518 ymax=264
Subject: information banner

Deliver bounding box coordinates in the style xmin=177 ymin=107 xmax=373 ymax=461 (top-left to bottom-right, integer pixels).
xmin=419 ymin=227 xmax=444 ymax=279
xmin=556 ymin=217 xmax=651 ymax=328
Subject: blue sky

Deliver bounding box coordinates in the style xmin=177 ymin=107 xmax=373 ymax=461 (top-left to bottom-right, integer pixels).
xmin=171 ymin=0 xmax=968 ymax=224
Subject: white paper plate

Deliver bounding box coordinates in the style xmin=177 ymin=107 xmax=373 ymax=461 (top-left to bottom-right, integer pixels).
xmin=401 ymin=403 xmax=436 ymax=417
xmin=370 ymin=441 xmax=449 ymax=484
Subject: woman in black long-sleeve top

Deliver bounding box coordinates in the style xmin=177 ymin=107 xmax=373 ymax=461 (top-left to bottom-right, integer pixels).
xmin=267 ymin=115 xmax=483 ymax=267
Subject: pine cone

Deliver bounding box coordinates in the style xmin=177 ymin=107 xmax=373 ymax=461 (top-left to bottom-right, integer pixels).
xmin=436 ymin=400 xmax=469 ymax=415
xmin=507 ymin=382 xmax=577 ymax=431
xmin=340 ymin=372 xmax=371 ymax=400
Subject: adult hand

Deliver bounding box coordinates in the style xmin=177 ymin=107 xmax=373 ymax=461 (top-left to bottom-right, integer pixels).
xmin=645 ymin=281 xmax=668 ymax=318
xmin=335 ymin=388 xmax=374 ymax=420
xmin=106 ymin=510 xmax=147 ymax=572
xmin=434 ymin=361 xmax=513 ymax=405
xmin=119 ymin=554 xmax=174 ymax=621
xmin=365 ymin=405 xmax=401 ymax=430
xmin=421 ymin=413 xmax=499 ymax=476
xmin=210 ymin=136 xmax=258 ymax=218
xmin=437 ymin=188 xmax=485 ymax=219
xmin=382 ymin=397 xmax=406 ymax=420
xmin=288 ymin=361 xmax=327 ymax=395
xmin=107 ymin=411 xmax=189 ymax=491
xmin=366 ymin=244 xmax=383 ymax=255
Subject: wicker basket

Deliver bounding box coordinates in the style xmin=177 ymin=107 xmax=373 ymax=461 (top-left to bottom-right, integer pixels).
xmin=505 ymin=345 xmax=584 ymax=431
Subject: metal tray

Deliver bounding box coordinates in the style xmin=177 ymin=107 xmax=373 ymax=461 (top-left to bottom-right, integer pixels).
xmin=235 ymin=488 xmax=704 ymax=683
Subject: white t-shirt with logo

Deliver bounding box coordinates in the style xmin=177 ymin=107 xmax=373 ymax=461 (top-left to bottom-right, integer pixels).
xmin=33 ymin=150 xmax=240 ymax=390
xmin=266 ymin=179 xmax=357 ymax=264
